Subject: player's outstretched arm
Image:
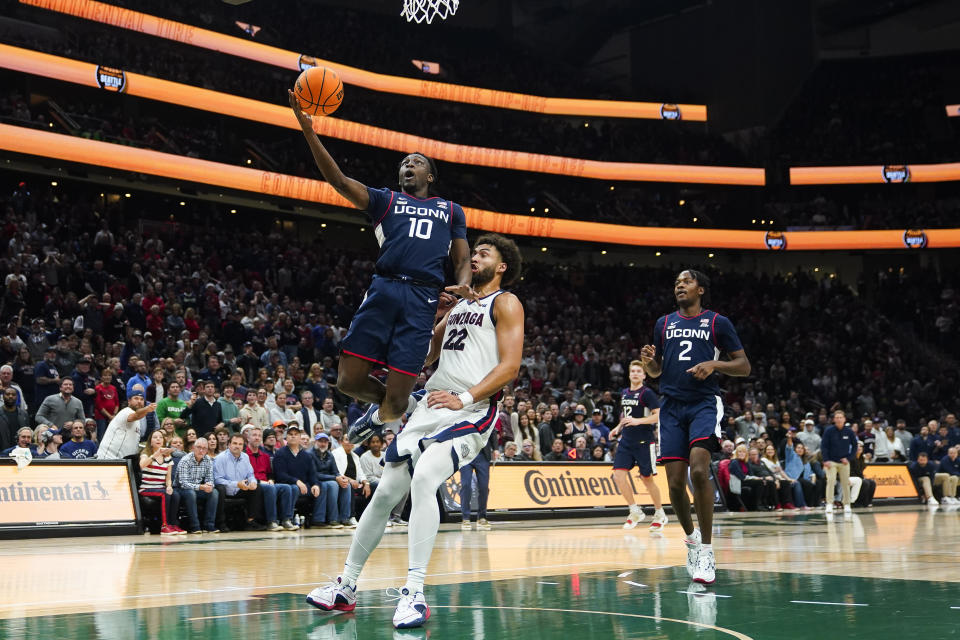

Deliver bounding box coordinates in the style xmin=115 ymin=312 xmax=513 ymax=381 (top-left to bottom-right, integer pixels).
xmin=427 ymin=293 xmax=524 ymax=410
xmin=288 ymin=89 xmax=369 ymax=210
xmin=444 ymin=238 xmax=476 ymax=301
xmin=424 ymin=299 xmax=457 ymax=368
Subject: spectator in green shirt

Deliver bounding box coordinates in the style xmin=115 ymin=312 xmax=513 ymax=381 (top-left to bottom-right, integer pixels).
xmin=156 ymin=381 xmax=189 ymax=435
xmin=219 ymin=382 xmax=243 ymax=434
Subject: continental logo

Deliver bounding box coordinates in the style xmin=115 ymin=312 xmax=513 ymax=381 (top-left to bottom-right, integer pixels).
xmin=659 ymin=103 xmax=681 ymax=120
xmin=881 ymin=164 xmax=910 ymax=183
xmin=523 ymin=469 xmax=627 ymax=506
xmin=95 ymin=66 xmax=126 ymax=93
xmin=870 ymin=473 xmax=907 ymax=487
xmin=0 ymin=480 xmax=110 ymax=503
xmin=903 ymin=229 xmax=927 ymax=249
xmin=298 ymin=54 xmax=318 ymax=72
xmin=764 ymin=231 xmax=787 ymax=250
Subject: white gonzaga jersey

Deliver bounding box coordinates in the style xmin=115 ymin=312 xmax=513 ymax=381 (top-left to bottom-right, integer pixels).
xmin=425 ymin=290 xmax=504 ymax=404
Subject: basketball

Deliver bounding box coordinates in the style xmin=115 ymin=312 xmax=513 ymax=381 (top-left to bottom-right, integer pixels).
xmin=293 ymin=66 xmax=344 ymax=116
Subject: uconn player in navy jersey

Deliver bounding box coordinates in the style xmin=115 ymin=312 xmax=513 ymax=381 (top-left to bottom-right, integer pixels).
xmin=290 ymin=91 xmax=473 ymax=438
xmin=610 ymin=361 xmax=667 ymax=531
xmin=641 ymin=270 xmax=750 ymax=584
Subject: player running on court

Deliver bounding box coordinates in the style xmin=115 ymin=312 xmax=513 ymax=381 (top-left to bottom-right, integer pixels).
xmin=306 ymin=234 xmax=524 ymax=629
xmin=610 ymin=360 xmax=667 ymax=531
xmin=640 ymin=269 xmax=750 ymax=584
xmin=289 ymin=90 xmax=474 ymax=442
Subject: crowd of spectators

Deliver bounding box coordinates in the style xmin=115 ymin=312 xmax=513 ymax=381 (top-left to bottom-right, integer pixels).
xmin=2 ymin=180 xmax=960 ymax=531
xmin=5 ymin=0 xmax=960 ymax=232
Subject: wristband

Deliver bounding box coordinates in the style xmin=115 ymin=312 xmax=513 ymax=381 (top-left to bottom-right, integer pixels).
xmin=458 ymin=391 xmax=474 ymax=406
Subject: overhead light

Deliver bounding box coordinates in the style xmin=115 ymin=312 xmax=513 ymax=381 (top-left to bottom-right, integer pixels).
xmin=761 ymin=219 xmax=766 ymax=224
xmin=708 ymin=253 xmax=714 ymax=258
xmin=48 ymin=122 xmax=54 ymax=128
xmin=530 ymin=207 xmax=535 ymax=213
xmin=544 ymin=208 xmax=550 ymax=213
xmin=321 ymin=223 xmax=327 ymax=228
xmin=229 ymin=208 xmax=236 ymax=213
xmin=628 ymin=262 xmax=634 ymax=267
xmin=179 ymin=201 xmax=186 ymax=206
xmin=583 ymin=122 xmax=589 ymax=128
xmin=752 ymin=219 xmax=756 ymax=224
xmin=679 ymin=199 xmax=686 ymax=206
xmin=124 ymin=193 xmax=131 ymax=198
xmin=814 ymin=267 xmax=819 ymax=272
xmin=360 ymin=227 xmax=365 ymax=232
xmin=692 ymin=217 xmax=698 ymax=222
xmin=246 ymin=159 xmax=252 ymax=164
xmin=50 ymin=181 xmax=57 ymax=186
xmin=541 ymin=247 xmax=547 ymax=252
xmin=609 ymin=186 xmax=615 ymax=191
xmin=655 ymin=251 xmax=661 ymax=257
xmin=601 ymin=250 xmax=607 ymax=255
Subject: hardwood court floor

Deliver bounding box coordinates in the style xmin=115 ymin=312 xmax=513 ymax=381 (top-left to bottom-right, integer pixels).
xmin=1 ymin=505 xmax=959 ymax=639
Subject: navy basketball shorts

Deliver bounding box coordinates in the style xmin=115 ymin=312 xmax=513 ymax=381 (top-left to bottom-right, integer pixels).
xmin=657 ymin=395 xmax=723 ymax=462
xmin=340 ymin=276 xmax=438 ymax=377
xmin=613 ymin=441 xmax=657 ymax=477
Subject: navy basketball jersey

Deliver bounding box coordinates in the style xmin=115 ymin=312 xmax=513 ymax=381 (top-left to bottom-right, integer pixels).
xmin=619 ymin=386 xmax=660 ymax=445
xmin=365 ymin=187 xmax=467 ymax=285
xmin=653 ymin=310 xmax=743 ymax=402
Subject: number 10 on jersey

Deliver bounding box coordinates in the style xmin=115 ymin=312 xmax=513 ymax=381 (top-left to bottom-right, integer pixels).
xmin=408 ymin=218 xmax=433 ymax=239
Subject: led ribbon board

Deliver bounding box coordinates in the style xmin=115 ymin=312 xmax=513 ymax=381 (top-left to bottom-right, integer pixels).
xmin=3 ymin=124 xmax=958 ymax=250
xmin=19 ymin=0 xmax=708 ymax=121
xmin=790 ymin=163 xmax=960 ymax=185
xmin=0 ymin=44 xmax=760 ymax=185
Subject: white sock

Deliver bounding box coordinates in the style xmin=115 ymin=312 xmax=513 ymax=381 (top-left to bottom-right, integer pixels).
xmin=700 ymin=543 xmax=713 ymax=552
xmin=371 ymin=408 xmax=384 ymax=425
xmin=404 ymin=567 xmax=426 ymax=594
xmin=629 ymin=503 xmax=641 ymax=513
xmin=341 ymin=561 xmax=362 ymax=587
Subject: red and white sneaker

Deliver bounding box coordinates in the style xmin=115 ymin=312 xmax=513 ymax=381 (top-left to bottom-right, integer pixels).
xmin=648 ymin=509 xmax=668 ymax=532
xmin=160 ymin=524 xmax=178 ymax=535
xmin=306 ymin=576 xmax=358 ymax=612
xmin=623 ymin=508 xmax=645 ymax=530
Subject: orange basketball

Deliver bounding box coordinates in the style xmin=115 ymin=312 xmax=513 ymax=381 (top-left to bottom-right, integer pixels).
xmin=293 ymin=66 xmax=344 ymax=116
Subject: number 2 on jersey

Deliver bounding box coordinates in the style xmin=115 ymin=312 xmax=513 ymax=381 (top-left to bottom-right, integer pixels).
xmin=442 ymin=328 xmax=467 ymax=351
xmin=408 ymin=218 xmax=433 ymax=239
xmin=678 ymin=340 xmax=692 ymax=361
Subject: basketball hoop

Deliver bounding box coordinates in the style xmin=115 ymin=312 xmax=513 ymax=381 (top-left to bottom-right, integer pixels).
xmin=401 ymin=0 xmax=459 ymax=24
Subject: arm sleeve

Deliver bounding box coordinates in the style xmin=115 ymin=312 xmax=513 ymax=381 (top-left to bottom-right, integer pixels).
xmin=212 ymin=456 xmax=227 ymax=487
xmin=714 ymin=314 xmax=744 ymax=354
xmin=364 ymin=187 xmax=394 ymax=224
xmin=652 ymin=316 xmax=666 ymax=360
xmin=35 ymin=398 xmax=53 ymax=426
xmin=450 ymin=203 xmax=467 ymax=240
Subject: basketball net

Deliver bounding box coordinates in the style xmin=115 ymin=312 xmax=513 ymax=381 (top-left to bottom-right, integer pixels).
xmin=401 ymin=0 xmax=459 ymax=23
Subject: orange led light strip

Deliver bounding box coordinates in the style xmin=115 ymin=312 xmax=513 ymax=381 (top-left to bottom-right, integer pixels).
xmin=19 ymin=0 xmax=708 ymax=122
xmin=3 ymin=124 xmax=958 ymax=250
xmin=0 ymin=44 xmax=761 ymax=185
xmin=790 ymin=162 xmax=960 ymax=185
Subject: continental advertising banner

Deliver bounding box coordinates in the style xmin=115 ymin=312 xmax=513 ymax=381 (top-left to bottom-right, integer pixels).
xmin=862 ymin=464 xmax=919 ymax=500
xmin=442 ymin=462 xmax=689 ymax=512
xmin=0 ymin=461 xmax=137 ymax=528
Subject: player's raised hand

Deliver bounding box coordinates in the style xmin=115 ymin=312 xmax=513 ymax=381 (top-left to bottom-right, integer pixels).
xmin=686 ymin=361 xmax=717 ymax=380
xmin=435 ymin=292 xmax=457 ymax=318
xmin=444 ymin=283 xmax=478 ymax=302
xmin=288 ymin=89 xmax=312 ymax=127
xmin=640 ymin=344 xmax=656 ymax=364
